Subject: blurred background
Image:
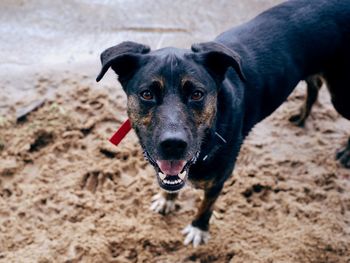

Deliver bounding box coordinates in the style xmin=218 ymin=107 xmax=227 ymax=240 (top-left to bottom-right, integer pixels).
xmin=0 ymin=0 xmax=282 ymax=115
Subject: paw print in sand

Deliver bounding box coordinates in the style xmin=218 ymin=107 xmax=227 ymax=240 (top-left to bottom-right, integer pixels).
xmin=80 ymin=170 xmax=114 ymax=193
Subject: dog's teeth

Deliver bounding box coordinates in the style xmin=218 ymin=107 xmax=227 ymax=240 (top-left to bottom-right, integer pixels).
xmin=158 ymin=172 xmax=166 ymax=180
xmin=179 ymin=170 xmax=186 ymax=180
xmin=162 ymin=178 xmax=184 ymax=185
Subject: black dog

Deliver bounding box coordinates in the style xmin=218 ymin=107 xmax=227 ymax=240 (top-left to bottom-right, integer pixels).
xmin=97 ymin=0 xmax=350 ymax=246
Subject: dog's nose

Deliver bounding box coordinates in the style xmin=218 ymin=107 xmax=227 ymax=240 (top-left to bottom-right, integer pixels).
xmin=159 ymin=132 xmax=188 ymax=159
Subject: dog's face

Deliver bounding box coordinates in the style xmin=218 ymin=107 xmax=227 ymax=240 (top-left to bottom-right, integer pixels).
xmin=97 ymin=41 xmax=244 ymax=192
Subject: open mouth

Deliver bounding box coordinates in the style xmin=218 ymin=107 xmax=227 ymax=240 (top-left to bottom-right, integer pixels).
xmin=156 ymin=160 xmax=188 ymax=192
xmin=143 ymin=151 xmax=198 ymax=192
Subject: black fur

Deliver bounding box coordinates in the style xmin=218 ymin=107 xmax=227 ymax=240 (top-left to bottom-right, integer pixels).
xmin=97 ymin=0 xmax=350 ymax=244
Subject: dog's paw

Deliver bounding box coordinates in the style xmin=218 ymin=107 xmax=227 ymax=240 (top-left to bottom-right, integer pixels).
xmin=336 ymin=145 xmax=350 ymax=168
xmin=289 ymin=113 xmax=305 ymax=127
xmin=182 ymin=224 xmax=210 ymax=247
xmin=150 ymin=193 xmax=176 ymax=214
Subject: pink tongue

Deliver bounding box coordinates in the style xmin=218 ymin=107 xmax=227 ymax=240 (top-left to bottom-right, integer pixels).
xmin=156 ymin=160 xmax=186 ymax=176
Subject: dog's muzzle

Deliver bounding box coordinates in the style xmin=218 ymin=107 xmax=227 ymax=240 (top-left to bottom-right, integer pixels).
xmin=143 ymin=150 xmax=199 ymax=192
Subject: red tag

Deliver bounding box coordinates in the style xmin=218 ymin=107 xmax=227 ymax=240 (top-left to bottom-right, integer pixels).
xmin=109 ymin=119 xmax=132 ymax=146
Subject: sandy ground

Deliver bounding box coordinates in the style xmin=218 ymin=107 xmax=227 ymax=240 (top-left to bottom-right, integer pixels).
xmin=1 ymin=1 xmax=350 ymax=262
xmin=0 ymin=77 xmax=350 ymax=263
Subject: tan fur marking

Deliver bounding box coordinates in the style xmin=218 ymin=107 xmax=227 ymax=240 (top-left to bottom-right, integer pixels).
xmin=152 ymin=77 xmax=165 ymax=90
xmin=141 ymin=112 xmax=152 ymax=127
xmin=194 ymin=192 xmax=217 ymax=222
xmin=163 ymin=191 xmax=178 ymax=201
xmin=191 ymin=179 xmax=215 ymax=190
xmin=193 ymin=97 xmax=216 ymax=127
xmin=127 ymin=96 xmax=141 ymax=126
xmin=181 ymin=77 xmax=217 ymax=128
xmin=181 ymin=77 xmax=205 ymax=90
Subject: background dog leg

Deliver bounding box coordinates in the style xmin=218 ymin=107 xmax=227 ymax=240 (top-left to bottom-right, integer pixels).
xmin=289 ymin=75 xmax=323 ymax=127
xmin=323 ymin=68 xmax=350 ymax=168
xmin=336 ymin=137 xmax=350 ymax=168
xmin=182 ymin=184 xmax=222 ymax=247
xmin=150 ymin=192 xmax=178 ymax=214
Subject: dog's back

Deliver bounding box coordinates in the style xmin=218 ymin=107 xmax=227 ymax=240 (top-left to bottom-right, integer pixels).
xmin=218 ymin=0 xmax=350 ymax=72
xmin=215 ymin=0 xmax=350 ymax=131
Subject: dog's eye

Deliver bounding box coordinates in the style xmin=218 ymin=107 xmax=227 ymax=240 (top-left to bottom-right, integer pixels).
xmin=190 ymin=90 xmax=204 ymax=101
xmin=140 ymin=90 xmax=154 ymax=101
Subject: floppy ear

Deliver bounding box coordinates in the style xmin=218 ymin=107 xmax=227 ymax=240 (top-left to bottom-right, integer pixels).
xmin=191 ymin=41 xmax=246 ymax=82
xmin=96 ymin=41 xmax=150 ymax=84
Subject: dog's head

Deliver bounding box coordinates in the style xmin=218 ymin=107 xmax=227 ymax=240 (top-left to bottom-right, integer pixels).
xmin=97 ymin=41 xmax=245 ymax=192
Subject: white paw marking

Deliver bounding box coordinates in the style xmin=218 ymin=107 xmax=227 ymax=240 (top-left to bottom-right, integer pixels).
xmin=181 ymin=224 xmax=210 ymax=247
xmin=150 ymin=193 xmax=175 ymax=214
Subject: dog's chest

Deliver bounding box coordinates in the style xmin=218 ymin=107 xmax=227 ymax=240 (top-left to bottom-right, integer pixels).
xmin=188 ymin=176 xmax=215 ymax=190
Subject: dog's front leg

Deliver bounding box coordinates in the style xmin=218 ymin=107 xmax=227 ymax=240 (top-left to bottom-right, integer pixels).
xmin=150 ymin=191 xmax=178 ymax=214
xmin=182 ymin=184 xmax=223 ymax=247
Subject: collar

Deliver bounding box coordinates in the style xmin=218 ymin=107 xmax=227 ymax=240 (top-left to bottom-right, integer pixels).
xmin=109 ymin=119 xmax=132 ymax=146
xmin=198 ymin=128 xmax=227 ymax=163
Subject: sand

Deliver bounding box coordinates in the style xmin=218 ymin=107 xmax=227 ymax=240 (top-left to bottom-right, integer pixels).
xmin=0 ymin=74 xmax=349 ymax=263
